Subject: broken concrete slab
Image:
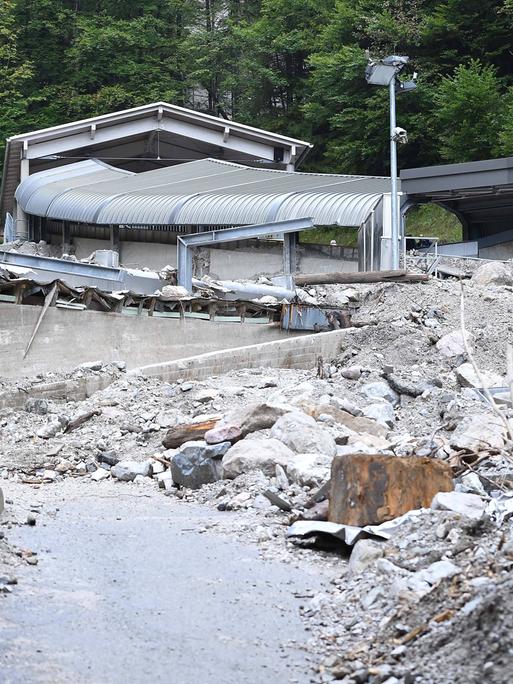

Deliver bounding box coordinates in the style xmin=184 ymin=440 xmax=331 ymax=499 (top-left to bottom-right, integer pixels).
xmin=329 ymin=454 xmax=453 ymax=526
xmin=450 ymin=412 xmax=506 ymax=452
xmin=348 ymin=538 xmax=385 ymax=576
xmin=454 ymin=362 xmax=503 ymax=389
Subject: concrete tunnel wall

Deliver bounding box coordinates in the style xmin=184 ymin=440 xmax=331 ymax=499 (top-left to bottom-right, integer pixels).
xmin=0 ymin=303 xmax=294 ymax=379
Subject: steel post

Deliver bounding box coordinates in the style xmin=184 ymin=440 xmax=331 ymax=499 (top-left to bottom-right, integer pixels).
xmin=389 ymin=79 xmax=399 ymax=270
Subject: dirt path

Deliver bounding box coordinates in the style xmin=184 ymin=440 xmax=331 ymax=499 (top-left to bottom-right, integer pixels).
xmin=0 ymin=480 xmax=327 ymax=684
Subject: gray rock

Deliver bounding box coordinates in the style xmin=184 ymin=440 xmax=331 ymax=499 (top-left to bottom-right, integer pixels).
xmin=24 ymin=398 xmax=49 ymax=415
xmin=111 ymin=460 xmax=152 ymax=481
xmin=450 ymin=412 xmax=505 ymax=451
xmin=386 ymin=373 xmax=432 ymax=397
xmin=222 ymin=438 xmax=295 ymax=479
xmin=275 ymin=464 xmax=289 ymax=490
xmin=414 ymin=559 xmax=461 ymax=585
xmin=454 ymin=362 xmax=503 ymax=389
xmin=170 ymin=441 xmax=227 ymax=489
xmin=348 ymin=538 xmax=385 ymax=576
xmin=363 ymin=402 xmax=395 ymax=427
xmin=436 ymin=330 xmax=473 ymax=358
xmin=361 ymin=381 xmax=399 ymax=406
xmin=340 ymin=365 xmax=362 ymax=380
xmin=270 ymin=412 xmax=337 ymax=456
xmin=431 ymin=491 xmax=486 ymax=520
xmin=286 ymin=453 xmax=333 ymax=487
xmin=471 ymin=261 xmax=513 ymax=287
xmin=0 ymin=486 xmax=3 ymax=514
xmin=91 ymin=468 xmax=110 ymax=482
xmin=36 ymin=415 xmax=68 ymax=439
xmin=330 ymin=396 xmax=363 ymax=417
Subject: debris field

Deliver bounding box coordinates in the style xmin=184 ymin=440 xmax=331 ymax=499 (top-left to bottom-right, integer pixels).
xmin=2 ymin=260 xmax=513 ymax=684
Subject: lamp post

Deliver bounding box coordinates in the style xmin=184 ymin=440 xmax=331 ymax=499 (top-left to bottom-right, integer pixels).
xmin=365 ymin=55 xmax=416 ymax=270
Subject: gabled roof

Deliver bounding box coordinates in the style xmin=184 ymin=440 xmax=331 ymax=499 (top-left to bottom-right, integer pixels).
xmin=15 ymin=157 xmax=389 ymax=228
xmin=1 ymin=101 xmax=313 ymax=222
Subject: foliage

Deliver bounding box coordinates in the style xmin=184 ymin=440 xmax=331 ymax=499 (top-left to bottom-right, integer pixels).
xmin=1 ymin=0 xmax=513 ymax=188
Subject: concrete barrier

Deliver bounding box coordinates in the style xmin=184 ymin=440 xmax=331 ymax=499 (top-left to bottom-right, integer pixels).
xmin=131 ymin=328 xmax=348 ymax=383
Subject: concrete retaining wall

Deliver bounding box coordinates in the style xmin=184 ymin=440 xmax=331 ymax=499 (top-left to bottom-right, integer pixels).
xmin=0 ymin=303 xmax=289 ymax=379
xmin=131 ymin=328 xmax=348 ymax=383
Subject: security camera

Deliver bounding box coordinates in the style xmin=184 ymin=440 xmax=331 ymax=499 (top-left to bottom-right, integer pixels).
xmin=392 ymin=126 xmax=408 ymax=144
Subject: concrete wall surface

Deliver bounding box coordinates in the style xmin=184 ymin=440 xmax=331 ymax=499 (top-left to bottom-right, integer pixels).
xmin=0 ymin=303 xmax=288 ymax=379
xmin=132 ymin=327 xmax=348 ymax=384
xmin=70 ymin=237 xmax=358 ymax=276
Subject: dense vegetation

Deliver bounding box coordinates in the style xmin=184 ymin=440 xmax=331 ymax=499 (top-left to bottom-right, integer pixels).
xmin=2 ymin=0 xmax=513 ymax=178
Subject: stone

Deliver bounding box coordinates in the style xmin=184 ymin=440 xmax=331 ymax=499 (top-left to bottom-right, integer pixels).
xmin=360 ymin=381 xmax=399 ymax=406
xmin=329 ymin=454 xmax=454 ymax=526
xmin=330 ymin=396 xmax=363 ymax=416
xmin=55 ymin=458 xmax=73 ymax=474
xmin=36 ymin=416 xmax=68 ymax=439
xmin=454 ymin=362 xmax=503 ymax=389
xmin=348 ymin=539 xmax=385 ymax=576
xmin=386 ymin=373 xmax=432 ymax=398
xmin=311 ymin=406 xmax=387 ymax=438
xmin=0 ymin=486 xmax=3 ymax=514
xmin=149 ymin=459 xmax=166 ymax=475
xmin=275 ymin=464 xmax=289 ymax=490
xmin=471 ymin=261 xmax=513 ymax=287
xmin=270 ymin=412 xmax=337 ymax=457
xmin=24 ymin=398 xmax=49 ymax=415
xmin=450 ymin=412 xmax=505 ymax=452
xmin=26 ymin=513 xmax=37 ymax=526
xmin=98 ymin=451 xmax=119 ymax=466
xmin=340 ymin=365 xmax=362 ymax=380
xmin=436 ymin=330 xmax=473 ymax=358
xmin=194 ymin=389 xmax=219 ymax=403
xmin=460 ymin=472 xmax=487 ymax=497
xmin=91 ymin=468 xmax=110 ymax=482
xmin=222 ymin=438 xmax=295 ymax=479
xmin=363 ymin=403 xmax=395 ymax=427
xmin=111 ymin=460 xmax=152 ymax=481
xmin=431 ymin=491 xmax=487 ymax=520
xmin=414 ymin=559 xmax=461 ymax=585
xmin=286 ymin=453 xmax=333 ymax=487
xmin=220 ymin=402 xmax=293 ymax=438
xmin=170 ymin=442 xmax=223 ymax=489
xmin=204 ymin=424 xmax=242 ymax=444
xmin=162 ymin=418 xmax=219 ymax=449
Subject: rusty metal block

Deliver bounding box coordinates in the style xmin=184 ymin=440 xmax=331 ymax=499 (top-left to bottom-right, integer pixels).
xmin=329 ymin=453 xmax=453 ymax=526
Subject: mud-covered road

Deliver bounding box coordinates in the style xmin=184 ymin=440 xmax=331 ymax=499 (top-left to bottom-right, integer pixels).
xmin=0 ymin=480 xmax=327 ymax=684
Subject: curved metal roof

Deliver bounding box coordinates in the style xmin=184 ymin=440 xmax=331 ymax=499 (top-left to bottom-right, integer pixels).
xmin=16 ymin=158 xmax=388 ymax=227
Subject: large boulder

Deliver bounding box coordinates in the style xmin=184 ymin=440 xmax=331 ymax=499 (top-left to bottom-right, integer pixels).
xmin=170 ymin=440 xmax=228 ymax=489
xmin=286 ymin=453 xmax=333 ymax=487
xmin=431 ymin=491 xmax=486 ymax=520
xmin=450 ymin=412 xmax=506 ymax=452
xmin=363 ymin=403 xmax=395 ymax=427
xmin=270 ymin=411 xmax=337 ymax=457
xmin=471 ymin=262 xmax=513 ymax=288
xmin=222 ymin=438 xmax=295 ymax=478
xmin=436 ymin=330 xmax=473 ymax=358
xmin=218 ymin=402 xmax=293 ymax=438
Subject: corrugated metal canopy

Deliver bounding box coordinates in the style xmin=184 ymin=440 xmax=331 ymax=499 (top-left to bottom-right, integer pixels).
xmin=16 ymin=158 xmax=390 ymax=227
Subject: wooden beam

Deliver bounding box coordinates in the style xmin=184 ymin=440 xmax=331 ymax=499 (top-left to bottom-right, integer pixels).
xmin=294 ymin=270 xmax=430 ymax=286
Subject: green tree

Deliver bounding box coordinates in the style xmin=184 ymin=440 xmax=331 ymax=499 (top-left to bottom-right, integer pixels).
xmin=432 ymin=60 xmax=502 ymax=162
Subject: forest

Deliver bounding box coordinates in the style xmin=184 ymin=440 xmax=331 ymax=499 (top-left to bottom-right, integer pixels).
xmin=1 ymin=0 xmax=513 ymax=179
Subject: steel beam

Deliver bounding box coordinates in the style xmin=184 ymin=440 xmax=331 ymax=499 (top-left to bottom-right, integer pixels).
xmin=177 ymin=218 xmax=313 ymax=291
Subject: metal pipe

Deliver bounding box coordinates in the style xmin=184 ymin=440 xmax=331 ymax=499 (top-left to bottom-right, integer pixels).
xmin=389 ymin=79 xmax=399 ymax=270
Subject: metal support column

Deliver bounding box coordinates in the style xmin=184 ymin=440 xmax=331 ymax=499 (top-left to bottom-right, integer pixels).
xmin=389 ymin=79 xmax=399 ymax=270
xmin=62 ymin=221 xmax=71 ymax=255
xmin=15 ymin=157 xmax=30 ymax=241
xmin=283 ymin=231 xmax=299 ymax=275
xmin=110 ymin=224 xmax=120 ymax=258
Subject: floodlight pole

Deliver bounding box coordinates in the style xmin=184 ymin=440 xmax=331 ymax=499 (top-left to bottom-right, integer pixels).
xmin=389 ymin=79 xmax=399 ymax=270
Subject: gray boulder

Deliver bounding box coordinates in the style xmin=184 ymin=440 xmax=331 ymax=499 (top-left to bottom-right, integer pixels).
xmin=222 ymin=438 xmax=295 ymax=479
xmin=471 ymin=261 xmax=513 ymax=288
xmin=348 ymin=539 xmax=385 ymax=576
xmin=170 ymin=441 xmax=226 ymax=489
xmin=270 ymin=411 xmax=337 ymax=457
xmin=431 ymin=491 xmax=487 ymax=520
xmin=450 ymin=412 xmax=505 ymax=452
xmin=111 ymin=460 xmax=152 ymax=481
xmin=436 ymin=330 xmax=473 ymax=358
xmin=363 ymin=402 xmax=395 ymax=427
xmin=455 ymin=362 xmax=503 ymax=389
xmin=360 ymin=381 xmax=399 ymax=406
xmin=286 ymin=453 xmax=333 ymax=487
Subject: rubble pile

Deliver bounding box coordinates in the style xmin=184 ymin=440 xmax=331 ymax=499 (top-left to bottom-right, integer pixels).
xmin=2 ymin=266 xmax=513 ymax=682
